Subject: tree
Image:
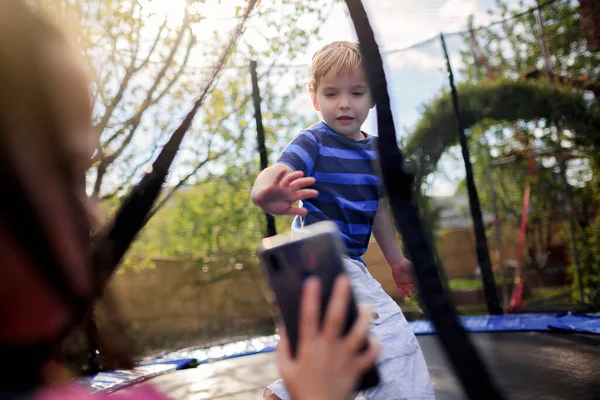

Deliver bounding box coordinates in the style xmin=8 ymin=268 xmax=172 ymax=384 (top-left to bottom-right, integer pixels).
xmin=405 ymin=81 xmax=600 ymax=187
xmin=38 ymin=0 xmax=337 ymax=203
xmin=124 ymin=169 xmax=294 ymax=267
xmin=404 ymin=79 xmax=600 ymax=299
xmin=463 ymin=0 xmax=599 ymax=84
xmin=39 ymin=0 xmax=339 ymax=374
xmin=456 ymin=0 xmax=600 ymax=302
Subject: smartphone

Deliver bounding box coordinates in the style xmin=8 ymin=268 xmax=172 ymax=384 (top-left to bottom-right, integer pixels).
xmin=257 ymin=220 xmax=380 ymax=391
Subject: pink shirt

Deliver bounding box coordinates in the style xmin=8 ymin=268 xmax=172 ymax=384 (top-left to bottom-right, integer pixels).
xmin=35 ymin=384 xmax=170 ymax=399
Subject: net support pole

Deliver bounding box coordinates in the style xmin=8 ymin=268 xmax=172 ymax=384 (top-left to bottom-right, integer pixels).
xmin=468 ymin=22 xmax=509 ymax=311
xmin=85 ymin=309 xmax=101 ymax=375
xmin=440 ymin=33 xmax=503 ymax=315
xmin=250 ymin=60 xmax=277 ymax=238
xmin=535 ymin=4 xmax=585 ymax=303
xmin=480 ymin=136 xmax=509 ymax=311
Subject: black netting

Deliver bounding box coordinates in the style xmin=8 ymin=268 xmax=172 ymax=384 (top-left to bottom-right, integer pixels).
xmin=370 ymin=0 xmax=600 ymax=322
xmin=52 ymin=0 xmax=600 ymax=397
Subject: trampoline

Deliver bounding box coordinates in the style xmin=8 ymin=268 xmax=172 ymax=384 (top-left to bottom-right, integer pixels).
xmin=67 ymin=0 xmax=600 ymax=399
xmin=421 ymin=332 xmax=600 ymax=399
xmin=82 ymin=313 xmax=600 ymax=399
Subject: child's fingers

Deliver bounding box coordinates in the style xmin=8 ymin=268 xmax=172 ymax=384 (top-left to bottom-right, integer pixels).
xmin=298 ymin=277 xmax=321 ymax=344
xmin=273 ymin=168 xmax=289 ymax=185
xmin=396 ymin=284 xmax=409 ymax=297
xmin=288 ymin=176 xmax=316 ymax=190
xmin=280 ymin=170 xmax=305 ymax=186
xmin=293 ymin=189 xmax=319 ymax=201
xmin=409 ymin=283 xmax=418 ymax=295
xmin=398 ymin=281 xmax=418 ymax=296
xmin=322 ymin=276 xmax=351 ymax=341
xmin=284 ymin=206 xmax=308 ymax=216
xmin=342 ymin=305 xmax=372 ymax=354
xmin=404 ymin=286 xmax=412 ymax=298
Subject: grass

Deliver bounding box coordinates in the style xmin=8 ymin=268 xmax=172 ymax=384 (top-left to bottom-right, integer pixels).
xmin=521 ymin=285 xmax=581 ymax=312
xmin=449 ymin=278 xmax=483 ymax=290
xmin=457 ymin=303 xmax=491 ymax=315
xmin=531 ymin=285 xmax=571 ymax=298
xmin=402 ymin=280 xmax=579 ymax=319
xmin=448 ymin=276 xmax=507 ymax=291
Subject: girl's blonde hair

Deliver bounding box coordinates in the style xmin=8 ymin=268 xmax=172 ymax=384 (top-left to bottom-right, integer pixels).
xmin=307 ymin=41 xmax=365 ymax=96
xmin=0 ymin=2 xmax=137 ymax=389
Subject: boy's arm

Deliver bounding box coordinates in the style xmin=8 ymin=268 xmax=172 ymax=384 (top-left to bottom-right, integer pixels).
xmin=372 ymin=198 xmax=417 ymax=297
xmin=372 ymin=198 xmax=406 ymax=264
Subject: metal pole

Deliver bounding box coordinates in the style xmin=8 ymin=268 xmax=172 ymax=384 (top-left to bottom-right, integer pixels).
xmin=468 ymin=22 xmax=509 ymax=311
xmin=250 ymin=60 xmax=277 ymax=237
xmin=535 ymin=5 xmax=585 ymax=303
xmin=85 ymin=310 xmax=101 ymax=375
xmin=481 ymin=138 xmax=509 ymax=311
xmin=440 ymin=33 xmax=503 ymax=315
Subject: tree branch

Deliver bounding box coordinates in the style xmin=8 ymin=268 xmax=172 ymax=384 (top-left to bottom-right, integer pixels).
xmin=104 ymin=16 xmax=190 ymax=148
xmin=91 ymin=11 xmax=192 ymax=196
xmin=134 ymin=18 xmax=168 ymax=72
xmin=144 ymin=27 xmax=197 ymax=112
xmin=95 ymin=18 xmax=169 ymax=148
xmin=147 ymin=127 xmax=249 ymax=218
xmin=146 ymin=138 xmax=218 ymax=217
xmin=100 ymin=140 xmax=161 ymax=201
xmin=89 ymin=12 xmax=170 ymax=168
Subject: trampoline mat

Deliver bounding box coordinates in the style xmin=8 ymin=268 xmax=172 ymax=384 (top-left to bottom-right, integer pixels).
xmin=143 ymin=331 xmax=600 ymax=399
xmin=421 ymin=331 xmax=600 ymax=400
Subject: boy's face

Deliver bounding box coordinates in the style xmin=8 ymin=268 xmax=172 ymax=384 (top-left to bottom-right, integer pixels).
xmin=312 ymin=68 xmax=373 ymax=141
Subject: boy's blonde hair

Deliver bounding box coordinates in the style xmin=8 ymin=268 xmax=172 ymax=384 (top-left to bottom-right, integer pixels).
xmin=308 ymin=41 xmax=364 ymax=96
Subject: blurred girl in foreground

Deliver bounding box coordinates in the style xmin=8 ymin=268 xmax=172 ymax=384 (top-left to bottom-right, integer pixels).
xmin=0 ymin=1 xmax=379 ymax=398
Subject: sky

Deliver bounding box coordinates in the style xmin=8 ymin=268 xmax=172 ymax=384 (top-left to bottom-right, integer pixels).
xmin=134 ymin=0 xmax=526 ymax=196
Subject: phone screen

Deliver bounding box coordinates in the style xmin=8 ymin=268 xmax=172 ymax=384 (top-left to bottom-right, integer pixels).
xmin=259 ymin=223 xmax=380 ymax=391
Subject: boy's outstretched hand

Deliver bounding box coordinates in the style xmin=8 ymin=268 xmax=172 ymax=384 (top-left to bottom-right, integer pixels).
xmin=252 ymin=168 xmax=318 ymax=216
xmin=391 ymin=258 xmax=418 ymax=298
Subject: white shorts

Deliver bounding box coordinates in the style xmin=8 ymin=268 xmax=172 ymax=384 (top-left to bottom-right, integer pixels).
xmin=267 ymin=257 xmax=435 ymax=400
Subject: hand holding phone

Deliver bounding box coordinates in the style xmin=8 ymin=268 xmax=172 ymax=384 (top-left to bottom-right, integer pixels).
xmin=258 ymin=221 xmax=381 ymax=392
xmin=275 ymin=275 xmax=381 ymax=400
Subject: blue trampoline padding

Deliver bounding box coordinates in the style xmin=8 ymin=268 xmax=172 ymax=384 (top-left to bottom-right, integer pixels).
xmin=83 ymin=313 xmax=599 ymax=393
xmin=86 ymin=361 xmax=186 ymax=393
xmin=183 ymin=335 xmax=280 ymax=365
xmin=137 ymin=357 xmax=197 ymax=369
xmin=409 ymin=313 xmax=600 ymax=335
xmin=84 ymin=336 xmax=280 ymax=393
xmin=547 ymin=314 xmax=600 ymax=335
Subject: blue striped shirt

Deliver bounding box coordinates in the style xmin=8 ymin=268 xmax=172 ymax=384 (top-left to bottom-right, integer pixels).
xmin=277 ymin=122 xmax=385 ymax=263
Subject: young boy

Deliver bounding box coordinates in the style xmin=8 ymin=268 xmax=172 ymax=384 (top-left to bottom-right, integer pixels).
xmin=251 ymin=41 xmax=435 ymax=400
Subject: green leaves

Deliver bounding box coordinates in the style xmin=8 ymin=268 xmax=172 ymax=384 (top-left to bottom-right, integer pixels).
xmin=121 ymin=172 xmax=292 ymax=269
xmin=407 ymin=80 xmax=600 ymax=187
xmin=571 ymin=216 xmax=600 ymax=306
xmin=47 ymin=0 xmax=333 ymax=269
xmin=460 ymin=0 xmax=599 ymax=83
xmin=76 ymin=0 xmax=333 ymax=200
